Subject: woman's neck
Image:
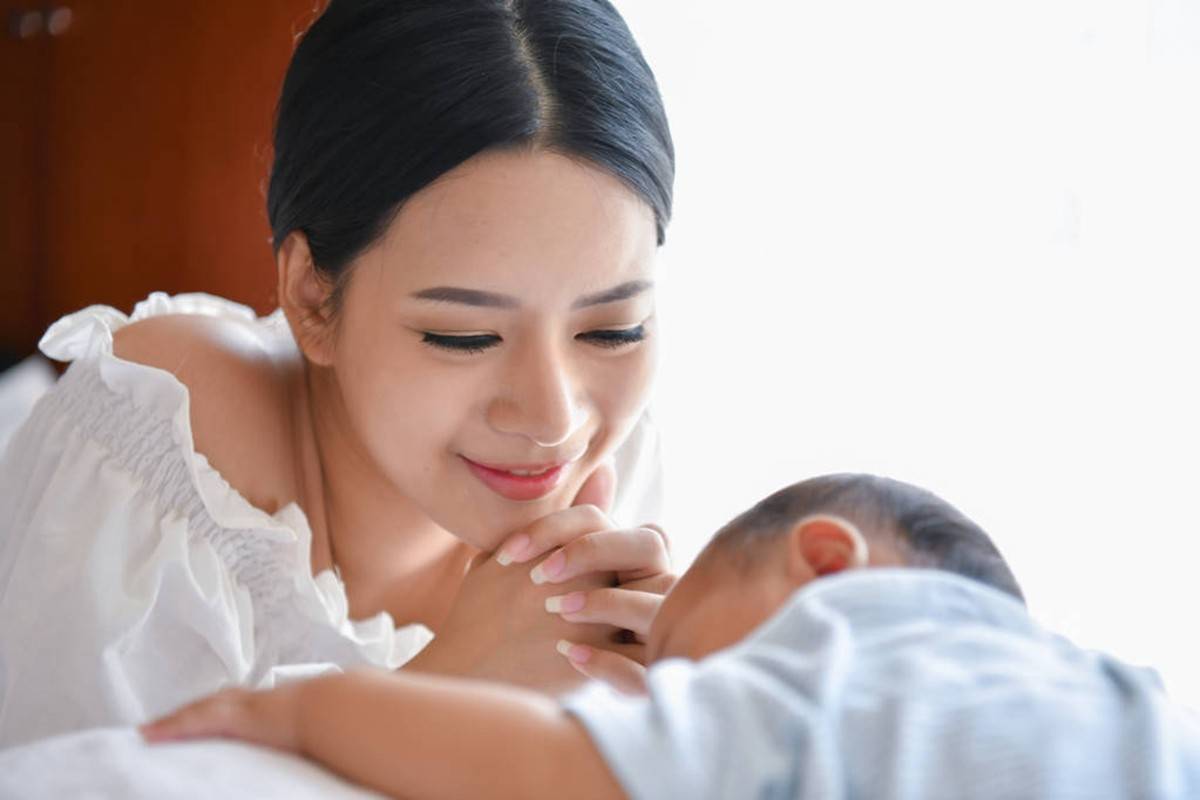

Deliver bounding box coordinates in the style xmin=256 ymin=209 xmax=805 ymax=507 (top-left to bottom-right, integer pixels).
xmin=287 ymin=360 xmax=476 ymax=627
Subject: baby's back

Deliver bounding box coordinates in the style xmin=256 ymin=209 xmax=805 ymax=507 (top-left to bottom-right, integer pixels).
xmin=564 ymin=569 xmax=1200 ymax=800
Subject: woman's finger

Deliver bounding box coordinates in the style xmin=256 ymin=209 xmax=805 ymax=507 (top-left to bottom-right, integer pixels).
xmin=546 ymin=588 xmax=663 ymax=636
xmin=639 ymin=522 xmax=671 ymax=558
xmin=570 ymin=458 xmax=616 ymax=513
xmin=556 ymin=640 xmax=647 ymax=695
xmin=529 ymin=527 xmax=670 ymax=586
xmin=615 ymin=523 xmax=673 ymax=585
xmin=618 ymin=571 xmax=677 ymax=596
xmin=494 ymin=504 xmax=614 ymax=566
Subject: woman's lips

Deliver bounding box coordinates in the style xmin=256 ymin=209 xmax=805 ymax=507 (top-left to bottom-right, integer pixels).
xmin=461 ymin=456 xmax=569 ymax=502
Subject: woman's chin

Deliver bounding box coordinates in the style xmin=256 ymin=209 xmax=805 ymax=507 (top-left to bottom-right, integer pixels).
xmin=437 ymin=494 xmax=572 ymax=553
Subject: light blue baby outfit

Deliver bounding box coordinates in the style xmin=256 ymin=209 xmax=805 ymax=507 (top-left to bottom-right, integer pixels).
xmin=563 ymin=569 xmax=1200 ymax=800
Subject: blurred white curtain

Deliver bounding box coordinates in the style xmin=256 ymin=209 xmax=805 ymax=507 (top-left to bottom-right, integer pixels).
xmin=619 ymin=0 xmax=1200 ymax=708
xmin=0 ymin=357 xmax=55 ymax=456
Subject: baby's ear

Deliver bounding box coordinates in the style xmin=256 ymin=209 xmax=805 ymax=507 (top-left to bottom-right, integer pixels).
xmin=786 ymin=515 xmax=869 ymax=579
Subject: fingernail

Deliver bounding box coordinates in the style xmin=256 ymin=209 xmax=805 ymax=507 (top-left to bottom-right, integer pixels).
xmin=545 ymin=592 xmax=586 ymax=614
xmin=556 ymin=639 xmax=593 ymax=664
xmin=530 ymin=550 xmax=565 ymax=584
xmin=496 ymin=534 xmax=530 ymax=566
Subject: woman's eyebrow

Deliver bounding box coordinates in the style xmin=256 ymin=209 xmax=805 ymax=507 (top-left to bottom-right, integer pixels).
xmin=410 ymin=286 xmax=518 ymax=308
xmin=572 ymin=279 xmax=653 ymax=309
xmin=410 ymin=280 xmax=653 ymax=309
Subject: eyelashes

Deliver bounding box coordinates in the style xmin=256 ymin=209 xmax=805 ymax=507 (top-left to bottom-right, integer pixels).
xmin=421 ymin=332 xmax=500 ymax=355
xmin=422 ymin=324 xmax=647 ymax=355
xmin=578 ymin=325 xmax=648 ymax=349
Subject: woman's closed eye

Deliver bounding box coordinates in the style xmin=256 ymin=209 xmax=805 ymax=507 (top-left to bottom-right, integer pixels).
xmin=577 ymin=324 xmax=646 ymax=349
xmin=421 ymin=324 xmax=648 ymax=355
xmin=422 ymin=332 xmax=501 ymax=354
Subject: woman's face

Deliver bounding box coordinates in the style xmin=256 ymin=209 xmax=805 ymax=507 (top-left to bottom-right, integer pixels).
xmin=328 ymin=149 xmax=659 ymax=548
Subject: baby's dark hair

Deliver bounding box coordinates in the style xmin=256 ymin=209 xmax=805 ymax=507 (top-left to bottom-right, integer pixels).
xmin=711 ymin=473 xmax=1024 ymax=602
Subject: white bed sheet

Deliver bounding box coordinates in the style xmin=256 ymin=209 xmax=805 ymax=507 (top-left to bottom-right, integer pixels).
xmin=0 ymin=726 xmax=385 ymax=799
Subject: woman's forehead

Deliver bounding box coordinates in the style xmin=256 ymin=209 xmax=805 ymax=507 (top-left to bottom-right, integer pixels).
xmin=368 ymin=150 xmax=658 ymax=290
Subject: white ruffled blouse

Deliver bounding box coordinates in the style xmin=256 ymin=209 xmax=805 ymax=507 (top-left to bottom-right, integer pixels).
xmin=0 ymin=293 xmax=662 ymax=749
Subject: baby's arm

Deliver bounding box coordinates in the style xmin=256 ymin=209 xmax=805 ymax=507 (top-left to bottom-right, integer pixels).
xmin=142 ymin=669 xmax=624 ymax=800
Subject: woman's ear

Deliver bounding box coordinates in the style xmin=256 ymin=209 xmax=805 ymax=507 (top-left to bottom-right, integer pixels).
xmin=277 ymin=231 xmax=337 ymax=366
xmin=785 ymin=514 xmax=869 ymax=579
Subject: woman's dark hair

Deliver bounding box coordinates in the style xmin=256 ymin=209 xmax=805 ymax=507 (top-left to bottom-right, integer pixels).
xmin=712 ymin=474 xmax=1026 ymax=603
xmin=267 ymin=0 xmax=674 ymax=290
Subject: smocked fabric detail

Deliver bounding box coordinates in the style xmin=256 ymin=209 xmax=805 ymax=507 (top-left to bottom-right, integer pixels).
xmin=38 ymin=363 xmax=293 ymax=613
xmin=28 ymin=292 xmax=431 ymax=675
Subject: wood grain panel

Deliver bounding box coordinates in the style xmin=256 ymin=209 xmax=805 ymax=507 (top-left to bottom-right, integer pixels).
xmin=0 ymin=2 xmax=51 ymax=362
xmin=3 ymin=0 xmax=321 ymax=362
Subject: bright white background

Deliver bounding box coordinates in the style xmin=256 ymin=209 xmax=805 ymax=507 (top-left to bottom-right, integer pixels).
xmin=618 ymin=0 xmax=1200 ymax=709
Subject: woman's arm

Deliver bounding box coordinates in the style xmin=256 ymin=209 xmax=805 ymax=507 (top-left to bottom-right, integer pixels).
xmin=143 ymin=670 xmax=625 ymax=800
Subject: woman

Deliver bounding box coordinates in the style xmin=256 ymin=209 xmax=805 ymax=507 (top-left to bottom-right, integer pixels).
xmin=0 ymin=0 xmax=675 ymax=748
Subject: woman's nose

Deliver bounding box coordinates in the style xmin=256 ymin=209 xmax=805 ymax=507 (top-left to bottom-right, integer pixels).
xmin=486 ymin=347 xmax=588 ymax=448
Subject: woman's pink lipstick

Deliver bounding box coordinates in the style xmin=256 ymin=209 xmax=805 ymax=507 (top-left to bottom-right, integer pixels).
xmin=461 ymin=457 xmax=569 ymax=502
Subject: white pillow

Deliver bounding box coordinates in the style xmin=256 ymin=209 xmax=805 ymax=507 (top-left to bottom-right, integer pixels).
xmin=0 ymin=726 xmax=385 ymax=800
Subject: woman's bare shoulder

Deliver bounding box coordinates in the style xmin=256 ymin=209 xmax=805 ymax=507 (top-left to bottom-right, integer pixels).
xmin=112 ymin=313 xmax=301 ymax=515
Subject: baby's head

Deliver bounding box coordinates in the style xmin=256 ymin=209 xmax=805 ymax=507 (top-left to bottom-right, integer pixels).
xmin=646 ymin=473 xmax=1023 ymax=662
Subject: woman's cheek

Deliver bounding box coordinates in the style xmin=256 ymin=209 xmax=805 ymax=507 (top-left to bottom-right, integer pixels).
xmin=347 ymin=362 xmax=464 ymax=473
xmin=596 ymin=345 xmax=657 ymax=425
xmin=567 ymin=346 xmax=657 ymax=489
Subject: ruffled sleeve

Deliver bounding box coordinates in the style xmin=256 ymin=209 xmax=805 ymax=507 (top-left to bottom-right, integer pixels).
xmin=0 ymin=293 xmax=431 ymax=749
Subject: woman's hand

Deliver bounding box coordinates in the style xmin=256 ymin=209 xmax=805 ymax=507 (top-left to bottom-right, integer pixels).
xmin=405 ymin=463 xmax=676 ymax=696
xmin=491 ymin=463 xmax=675 ymax=695
xmin=403 ymin=530 xmax=620 ymax=694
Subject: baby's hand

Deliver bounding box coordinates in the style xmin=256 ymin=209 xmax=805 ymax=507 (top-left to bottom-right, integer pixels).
xmin=140 ymin=682 xmax=306 ymax=754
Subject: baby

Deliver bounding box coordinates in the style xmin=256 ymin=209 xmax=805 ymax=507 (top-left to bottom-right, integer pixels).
xmin=142 ymin=474 xmax=1200 ymax=799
